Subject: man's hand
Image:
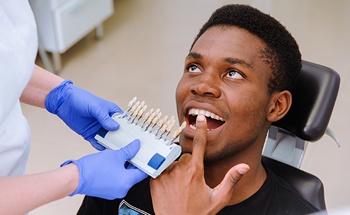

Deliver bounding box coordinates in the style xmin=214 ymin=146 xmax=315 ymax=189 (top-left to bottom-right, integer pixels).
xmin=150 ymin=114 xmax=250 ymax=215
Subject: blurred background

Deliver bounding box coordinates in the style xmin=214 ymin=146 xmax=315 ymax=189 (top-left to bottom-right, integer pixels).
xmin=23 ymin=0 xmax=349 ymax=214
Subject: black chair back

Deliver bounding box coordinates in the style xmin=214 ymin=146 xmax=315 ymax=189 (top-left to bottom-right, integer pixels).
xmin=264 ymin=60 xmax=340 ymax=211
xmin=273 ymin=60 xmax=340 ymax=141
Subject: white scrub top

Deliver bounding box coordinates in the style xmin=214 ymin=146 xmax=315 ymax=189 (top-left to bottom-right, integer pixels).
xmin=0 ymin=1 xmax=38 ymax=176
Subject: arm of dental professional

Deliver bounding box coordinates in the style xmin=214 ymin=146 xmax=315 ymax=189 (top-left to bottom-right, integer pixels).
xmin=150 ymin=115 xmax=250 ymax=215
xmin=0 ymin=140 xmax=148 ymax=215
xmin=20 ymin=65 xmax=121 ymax=150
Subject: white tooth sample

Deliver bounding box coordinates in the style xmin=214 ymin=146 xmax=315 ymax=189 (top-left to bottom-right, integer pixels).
xmin=157 ymin=118 xmax=164 ymax=127
xmin=148 ymin=112 xmax=156 ymax=123
xmin=137 ymin=109 xmax=144 ymax=119
xmin=133 ymin=105 xmax=142 ymax=116
xmin=151 ymin=112 xmax=163 ymax=128
xmin=141 ymin=105 xmax=148 ymax=114
xmin=162 ymin=115 xmax=168 ymax=124
xmin=193 ymin=109 xmax=199 ymax=115
xmin=180 ymin=121 xmax=186 ymax=129
xmin=140 ymin=101 xmax=145 ymax=108
xmin=128 ymin=97 xmax=137 ymax=108
xmin=152 ymin=116 xmax=159 ymax=124
xmin=146 ymin=109 xmax=154 ymax=120
xmin=154 ymin=108 xmax=160 ymax=116
xmin=141 ymin=108 xmax=154 ymax=128
xmin=143 ymin=110 xmax=150 ymax=120
xmin=167 ymin=116 xmax=175 ymax=127
xmin=170 ymin=122 xmax=186 ymax=142
xmin=159 ymin=123 xmax=166 ymax=134
xmin=166 ymin=120 xmax=175 ymax=132
xmin=129 ymin=104 xmax=137 ymax=114
xmin=171 ymin=130 xmax=179 ymax=139
xmin=133 ymin=101 xmax=140 ymax=108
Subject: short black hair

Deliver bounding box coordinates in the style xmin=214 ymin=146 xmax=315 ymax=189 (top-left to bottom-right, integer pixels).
xmin=191 ymin=4 xmax=302 ymax=94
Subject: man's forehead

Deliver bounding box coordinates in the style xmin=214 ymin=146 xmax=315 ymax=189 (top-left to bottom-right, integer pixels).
xmin=189 ymin=27 xmax=269 ymax=64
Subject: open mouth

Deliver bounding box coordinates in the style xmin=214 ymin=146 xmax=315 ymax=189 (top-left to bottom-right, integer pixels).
xmin=186 ymin=108 xmax=225 ymax=130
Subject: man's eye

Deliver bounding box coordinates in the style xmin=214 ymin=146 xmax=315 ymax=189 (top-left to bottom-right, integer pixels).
xmin=187 ymin=64 xmax=201 ymax=73
xmin=226 ymin=70 xmax=243 ymax=79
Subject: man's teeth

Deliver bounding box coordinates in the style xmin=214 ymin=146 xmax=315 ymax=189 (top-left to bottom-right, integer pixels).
xmin=189 ymin=124 xmax=210 ymax=131
xmin=188 ymin=108 xmax=225 ymax=122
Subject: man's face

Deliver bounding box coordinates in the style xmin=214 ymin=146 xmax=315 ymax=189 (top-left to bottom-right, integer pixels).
xmin=176 ymin=26 xmax=274 ymax=163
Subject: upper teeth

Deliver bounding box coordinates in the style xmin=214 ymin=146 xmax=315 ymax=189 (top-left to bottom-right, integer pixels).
xmin=188 ymin=108 xmax=225 ymax=121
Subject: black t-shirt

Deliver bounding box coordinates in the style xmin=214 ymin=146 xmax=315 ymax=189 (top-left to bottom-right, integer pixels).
xmin=77 ymin=163 xmax=320 ymax=215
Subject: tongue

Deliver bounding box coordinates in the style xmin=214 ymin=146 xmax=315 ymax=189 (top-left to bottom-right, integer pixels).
xmin=206 ymin=117 xmax=224 ymax=130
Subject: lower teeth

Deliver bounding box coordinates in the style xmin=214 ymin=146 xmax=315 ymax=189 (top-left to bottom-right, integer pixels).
xmin=190 ymin=124 xmax=196 ymax=130
xmin=190 ymin=124 xmax=210 ymax=131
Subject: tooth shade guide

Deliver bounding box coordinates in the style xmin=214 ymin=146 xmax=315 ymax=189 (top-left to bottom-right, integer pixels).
xmin=116 ymin=98 xmax=183 ymax=141
xmin=95 ymin=97 xmax=184 ymax=178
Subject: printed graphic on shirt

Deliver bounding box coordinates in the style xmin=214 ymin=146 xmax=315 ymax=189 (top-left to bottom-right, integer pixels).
xmin=118 ymin=200 xmax=151 ymax=215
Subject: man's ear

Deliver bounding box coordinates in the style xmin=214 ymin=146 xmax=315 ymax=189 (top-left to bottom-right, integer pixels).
xmin=266 ymin=90 xmax=292 ymax=123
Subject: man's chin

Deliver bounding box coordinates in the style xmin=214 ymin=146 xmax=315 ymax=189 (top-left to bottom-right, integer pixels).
xmin=179 ymin=140 xmax=193 ymax=154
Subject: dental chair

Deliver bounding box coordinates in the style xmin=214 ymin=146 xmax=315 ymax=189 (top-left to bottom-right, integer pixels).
xmin=262 ymin=60 xmax=341 ymax=211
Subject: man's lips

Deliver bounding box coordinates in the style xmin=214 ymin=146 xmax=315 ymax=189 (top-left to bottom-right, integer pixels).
xmin=186 ymin=108 xmax=225 ymax=131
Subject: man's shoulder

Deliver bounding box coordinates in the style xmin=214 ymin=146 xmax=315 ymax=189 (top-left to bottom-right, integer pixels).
xmin=263 ymin=165 xmax=320 ymax=214
xmin=218 ymin=166 xmax=320 ymax=215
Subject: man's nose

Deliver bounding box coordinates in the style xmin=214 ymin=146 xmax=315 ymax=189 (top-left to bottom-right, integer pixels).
xmin=190 ymin=72 xmax=221 ymax=97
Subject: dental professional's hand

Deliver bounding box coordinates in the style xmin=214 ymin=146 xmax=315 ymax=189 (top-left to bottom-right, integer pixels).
xmin=61 ymin=139 xmax=148 ymax=200
xmin=150 ymin=115 xmax=250 ymax=215
xmin=45 ymin=80 xmax=122 ymax=150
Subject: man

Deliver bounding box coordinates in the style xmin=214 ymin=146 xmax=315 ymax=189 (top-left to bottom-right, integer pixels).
xmin=77 ymin=4 xmax=320 ymax=214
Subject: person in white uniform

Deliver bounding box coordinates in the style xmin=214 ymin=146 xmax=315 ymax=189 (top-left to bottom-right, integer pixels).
xmin=0 ymin=1 xmax=147 ymax=214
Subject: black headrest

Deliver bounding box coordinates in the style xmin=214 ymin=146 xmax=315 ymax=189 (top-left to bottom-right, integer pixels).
xmin=272 ymin=60 xmax=340 ymax=141
xmin=262 ymin=156 xmax=326 ymax=210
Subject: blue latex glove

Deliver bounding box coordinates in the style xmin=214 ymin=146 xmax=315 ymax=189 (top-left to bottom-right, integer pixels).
xmin=61 ymin=139 xmax=148 ymax=200
xmin=45 ymin=80 xmax=121 ymax=150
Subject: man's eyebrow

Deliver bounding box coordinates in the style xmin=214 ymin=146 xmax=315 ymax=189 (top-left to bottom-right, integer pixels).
xmin=186 ymin=52 xmax=202 ymax=59
xmin=187 ymin=52 xmax=253 ymax=68
xmin=225 ymin=57 xmax=253 ymax=68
